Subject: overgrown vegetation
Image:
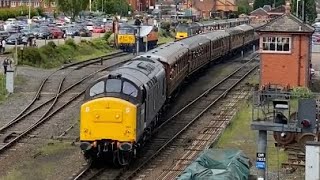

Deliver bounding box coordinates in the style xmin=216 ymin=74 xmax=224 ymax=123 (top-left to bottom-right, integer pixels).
xmin=0 ymin=7 xmax=43 ymax=20
xmin=18 ymin=38 xmax=114 ymax=68
xmin=215 ymin=103 xmax=288 ymax=170
xmin=0 ymin=74 xmax=6 ymax=102
xmin=291 ymin=87 xmax=313 ymax=98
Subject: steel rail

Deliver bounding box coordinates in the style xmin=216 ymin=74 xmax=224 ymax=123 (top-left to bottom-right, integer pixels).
xmin=121 ymin=57 xmax=259 ymax=179
xmin=0 ymin=56 xmax=130 ymax=153
xmin=0 ymin=52 xmax=128 ymax=133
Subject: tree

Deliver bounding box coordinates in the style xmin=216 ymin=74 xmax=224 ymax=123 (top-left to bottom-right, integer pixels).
xmin=237 ymin=0 xmax=252 ymax=15
xmin=253 ymin=0 xmax=285 ymax=10
xmin=96 ymin=0 xmax=130 ymax=16
xmin=292 ymin=0 xmax=316 ymax=23
xmin=45 ymin=0 xmax=89 ymax=20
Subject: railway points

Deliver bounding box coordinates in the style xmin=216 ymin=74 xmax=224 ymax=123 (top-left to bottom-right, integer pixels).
xmin=71 ymin=51 xmax=259 ymax=180
xmin=0 ymin=52 xmax=134 ymax=177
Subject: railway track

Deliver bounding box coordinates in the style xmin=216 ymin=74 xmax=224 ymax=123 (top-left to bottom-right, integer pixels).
xmin=281 ymin=145 xmax=305 ymax=170
xmin=117 ymin=55 xmax=259 ymax=180
xmin=72 ymin=54 xmax=259 ymax=180
xmin=0 ymin=51 xmax=132 ymax=154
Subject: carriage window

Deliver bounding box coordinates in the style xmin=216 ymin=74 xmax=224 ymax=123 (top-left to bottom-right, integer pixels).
xmin=123 ymin=81 xmax=138 ymax=97
xmin=106 ymin=79 xmax=121 ymax=93
xmin=90 ymin=81 xmax=105 ymax=96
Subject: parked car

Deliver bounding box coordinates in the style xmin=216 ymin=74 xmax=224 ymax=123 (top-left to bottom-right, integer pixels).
xmin=0 ymin=31 xmax=10 ymax=40
xmin=79 ymin=28 xmax=92 ymax=37
xmin=6 ymin=33 xmax=23 ymax=45
xmin=37 ymin=28 xmax=52 ymax=39
xmin=66 ymin=27 xmax=79 ymax=36
xmin=92 ymin=26 xmax=105 ymax=33
xmin=49 ymin=27 xmax=64 ymax=38
xmin=20 ymin=29 xmax=35 ymax=38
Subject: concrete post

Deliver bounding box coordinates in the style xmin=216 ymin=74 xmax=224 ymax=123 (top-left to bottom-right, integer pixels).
xmin=145 ymin=36 xmax=148 ymax=52
xmin=136 ymin=26 xmax=140 ymax=55
xmin=256 ymin=130 xmax=267 ymax=180
xmin=6 ymin=70 xmax=14 ymax=93
xmin=305 ymin=141 xmax=320 ymax=180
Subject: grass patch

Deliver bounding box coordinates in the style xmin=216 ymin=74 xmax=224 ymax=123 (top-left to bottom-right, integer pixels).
xmin=215 ymin=103 xmax=288 ymax=170
xmin=18 ymin=38 xmax=115 ymax=68
xmin=38 ymin=141 xmax=75 ymax=156
xmin=3 ymin=141 xmax=77 ymax=180
xmin=158 ymin=36 xmax=174 ymax=44
xmin=0 ymin=74 xmax=6 ymax=102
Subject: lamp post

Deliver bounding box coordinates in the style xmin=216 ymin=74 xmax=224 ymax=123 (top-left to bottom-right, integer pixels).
xmin=28 ymin=0 xmax=31 ymax=30
xmin=134 ymin=19 xmax=141 ymax=55
xmin=296 ymin=0 xmax=301 ymax=18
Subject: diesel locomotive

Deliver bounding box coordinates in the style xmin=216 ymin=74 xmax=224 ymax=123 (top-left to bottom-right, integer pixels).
xmin=175 ymin=18 xmax=250 ymax=40
xmin=80 ymin=24 xmax=259 ymax=165
xmin=117 ymin=23 xmax=158 ymax=52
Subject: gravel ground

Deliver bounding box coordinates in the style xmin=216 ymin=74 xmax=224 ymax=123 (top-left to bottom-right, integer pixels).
xmin=0 ymin=54 xmax=133 ymax=179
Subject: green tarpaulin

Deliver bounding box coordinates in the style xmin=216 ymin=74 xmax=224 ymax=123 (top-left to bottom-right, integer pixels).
xmin=178 ymin=149 xmax=251 ymax=180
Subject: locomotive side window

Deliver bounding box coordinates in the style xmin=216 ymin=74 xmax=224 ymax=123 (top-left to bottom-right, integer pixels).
xmin=89 ymin=81 xmax=105 ymax=97
xmin=106 ymin=79 xmax=121 ymax=93
xmin=123 ymin=81 xmax=138 ymax=97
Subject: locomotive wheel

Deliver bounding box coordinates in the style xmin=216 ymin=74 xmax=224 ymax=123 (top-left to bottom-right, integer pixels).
xmin=298 ymin=133 xmax=316 ymax=153
xmin=273 ymin=132 xmax=295 ymax=145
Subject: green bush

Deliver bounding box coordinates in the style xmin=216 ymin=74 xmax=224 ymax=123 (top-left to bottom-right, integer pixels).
xmin=18 ymin=38 xmax=114 ymax=68
xmin=291 ymin=87 xmax=313 ymax=98
xmin=0 ymin=7 xmax=43 ymax=20
xmin=103 ymin=32 xmax=112 ymax=42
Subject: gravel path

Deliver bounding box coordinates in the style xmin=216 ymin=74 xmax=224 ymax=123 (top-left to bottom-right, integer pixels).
xmin=0 ymin=53 xmax=134 ymax=179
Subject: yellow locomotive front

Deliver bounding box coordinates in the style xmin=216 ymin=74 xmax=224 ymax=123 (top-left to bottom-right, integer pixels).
xmin=80 ymin=75 xmax=142 ymax=165
xmin=80 ymin=97 xmax=137 ymax=146
xmin=80 ymin=58 xmax=166 ymax=166
xmin=117 ymin=25 xmax=135 ymax=52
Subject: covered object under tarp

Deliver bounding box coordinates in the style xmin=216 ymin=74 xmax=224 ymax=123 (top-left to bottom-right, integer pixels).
xmin=178 ymin=149 xmax=251 ymax=180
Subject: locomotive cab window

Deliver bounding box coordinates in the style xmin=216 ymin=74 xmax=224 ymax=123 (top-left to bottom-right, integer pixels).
xmin=89 ymin=81 xmax=105 ymax=97
xmin=123 ymin=81 xmax=138 ymax=97
xmin=106 ymin=79 xmax=121 ymax=93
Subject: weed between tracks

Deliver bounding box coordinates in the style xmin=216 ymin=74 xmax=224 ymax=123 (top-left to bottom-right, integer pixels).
xmin=3 ymin=141 xmax=78 ymax=180
xmin=215 ymin=103 xmax=288 ymax=171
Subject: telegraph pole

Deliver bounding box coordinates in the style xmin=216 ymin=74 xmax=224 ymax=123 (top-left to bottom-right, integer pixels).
xmin=89 ymin=0 xmax=92 ymax=12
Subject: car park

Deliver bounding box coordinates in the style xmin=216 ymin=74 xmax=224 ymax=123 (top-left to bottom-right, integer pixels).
xmin=79 ymin=28 xmax=92 ymax=37
xmin=6 ymin=33 xmax=23 ymax=45
xmin=92 ymin=26 xmax=105 ymax=33
xmin=37 ymin=27 xmax=52 ymax=39
xmin=49 ymin=27 xmax=64 ymax=38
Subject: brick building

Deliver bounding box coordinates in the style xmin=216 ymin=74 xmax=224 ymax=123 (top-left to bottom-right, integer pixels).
xmin=190 ymin=0 xmax=237 ymax=19
xmin=128 ymin=0 xmax=156 ymax=12
xmin=256 ymin=1 xmax=314 ymax=89
xmin=0 ymin=0 xmax=10 ymax=7
xmin=0 ymin=0 xmax=56 ymax=12
xmin=250 ymin=5 xmax=286 ymax=23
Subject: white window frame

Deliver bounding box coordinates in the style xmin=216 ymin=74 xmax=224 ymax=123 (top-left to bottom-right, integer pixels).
xmin=44 ymin=2 xmax=48 ymax=8
xmin=26 ymin=1 xmax=30 ymax=6
xmin=11 ymin=1 xmax=16 ymax=7
xmin=19 ymin=1 xmax=23 ymax=6
xmin=34 ymin=2 xmax=39 ymax=7
xmin=260 ymin=35 xmax=292 ymax=54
